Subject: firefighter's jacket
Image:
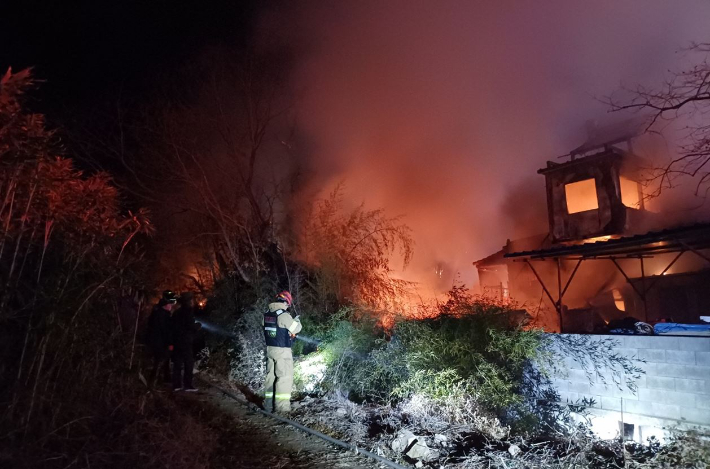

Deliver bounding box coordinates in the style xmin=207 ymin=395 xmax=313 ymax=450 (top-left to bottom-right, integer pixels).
xmin=263 ymin=302 xmax=301 ymax=349
xmin=262 ymin=301 xmax=301 ymax=413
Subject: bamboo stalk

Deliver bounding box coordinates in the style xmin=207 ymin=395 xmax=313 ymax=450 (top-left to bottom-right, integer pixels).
xmin=0 ymin=180 xmax=17 ymax=263
xmin=69 ymin=274 xmax=117 ymax=325
xmin=26 ymin=333 xmax=49 ymax=428
xmin=129 ymin=299 xmax=143 ymax=370
xmin=0 ymin=166 xmax=21 ymax=229
xmin=14 ymin=221 xmax=38 ymax=288
xmin=5 ymin=181 xmax=37 ymax=289
xmin=36 ymin=219 xmax=53 ymax=284
xmin=16 ymin=309 xmax=34 ymax=381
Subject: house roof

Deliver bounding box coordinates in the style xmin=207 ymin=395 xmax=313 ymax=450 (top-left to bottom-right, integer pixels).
xmin=473 ymin=248 xmax=506 ymax=267
xmin=474 ymin=233 xmax=551 ymax=266
xmin=538 ymin=147 xmax=623 ymax=175
xmin=538 ymin=146 xmax=648 ymax=177
xmin=504 ymin=223 xmax=710 ymax=260
xmin=570 ymin=117 xmax=648 ymax=157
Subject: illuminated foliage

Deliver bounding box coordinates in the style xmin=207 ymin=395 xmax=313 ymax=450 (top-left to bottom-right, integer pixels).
xmin=297 ymin=185 xmax=414 ymax=312
xmin=297 ymin=287 xmax=542 ymax=422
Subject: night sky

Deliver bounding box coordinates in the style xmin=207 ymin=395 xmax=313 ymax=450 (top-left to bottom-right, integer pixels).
xmin=1 ymin=0 xmax=258 ymax=118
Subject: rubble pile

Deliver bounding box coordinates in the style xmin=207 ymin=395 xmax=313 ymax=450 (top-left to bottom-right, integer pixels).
xmin=285 ymin=393 xmax=709 ymax=468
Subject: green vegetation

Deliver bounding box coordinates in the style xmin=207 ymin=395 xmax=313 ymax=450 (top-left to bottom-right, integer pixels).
xmin=293 ymin=287 xmax=543 ymax=428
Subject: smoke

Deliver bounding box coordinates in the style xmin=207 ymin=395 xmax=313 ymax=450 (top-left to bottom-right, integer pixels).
xmin=255 ymin=1 xmax=710 ymax=293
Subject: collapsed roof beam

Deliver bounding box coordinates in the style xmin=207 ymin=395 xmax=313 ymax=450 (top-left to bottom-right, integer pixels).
xmin=524 ymin=258 xmax=582 ymax=332
xmin=525 ymin=259 xmax=556 ymax=311
xmin=560 ymin=259 xmax=583 ymax=299
xmin=610 ymin=257 xmax=649 ymax=322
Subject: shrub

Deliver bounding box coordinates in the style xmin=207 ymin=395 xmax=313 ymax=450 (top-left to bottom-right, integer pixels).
xmin=392 ymin=314 xmax=542 ymax=410
xmin=295 ymin=288 xmax=543 ymax=425
xmin=305 ymin=309 xmax=401 ymax=401
xmin=226 ymin=301 xmax=268 ymax=392
xmin=639 ymin=429 xmax=710 ymax=468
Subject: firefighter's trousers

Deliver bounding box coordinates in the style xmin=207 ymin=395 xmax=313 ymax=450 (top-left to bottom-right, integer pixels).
xmin=263 ymin=346 xmax=294 ymax=413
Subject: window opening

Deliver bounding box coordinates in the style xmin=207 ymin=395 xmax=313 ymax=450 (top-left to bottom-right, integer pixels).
xmin=620 ymin=176 xmax=643 ymax=209
xmin=565 ymin=179 xmax=598 ymax=214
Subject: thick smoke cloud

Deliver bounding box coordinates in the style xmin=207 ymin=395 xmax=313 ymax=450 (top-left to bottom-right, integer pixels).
xmin=261 ymin=1 xmax=710 ymax=294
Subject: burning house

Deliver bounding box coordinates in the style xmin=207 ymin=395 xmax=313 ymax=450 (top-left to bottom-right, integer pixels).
xmin=475 ymin=123 xmax=710 ymax=333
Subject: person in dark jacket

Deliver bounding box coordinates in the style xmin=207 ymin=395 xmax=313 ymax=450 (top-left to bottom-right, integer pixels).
xmin=147 ymin=290 xmax=177 ymax=387
xmin=171 ymin=292 xmax=198 ymax=391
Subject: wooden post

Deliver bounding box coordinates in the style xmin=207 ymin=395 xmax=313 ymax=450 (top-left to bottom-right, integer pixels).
xmin=557 ymin=258 xmax=563 ymax=332
xmin=640 ymin=256 xmax=648 ymax=322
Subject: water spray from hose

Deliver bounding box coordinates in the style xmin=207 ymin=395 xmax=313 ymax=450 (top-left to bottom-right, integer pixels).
xmin=199 ymin=319 xmax=321 ymax=345
xmin=294 ymin=335 xmax=320 ymax=345
xmin=199 ymin=320 xmax=238 ymax=339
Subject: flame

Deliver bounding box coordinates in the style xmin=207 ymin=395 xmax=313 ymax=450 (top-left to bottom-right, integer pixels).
xmin=580 ymin=235 xmax=614 ymax=244
xmin=612 ymin=289 xmax=625 ymax=312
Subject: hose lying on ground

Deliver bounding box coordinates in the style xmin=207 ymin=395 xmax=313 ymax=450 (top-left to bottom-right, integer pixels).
xmin=198 ymin=378 xmax=411 ymax=469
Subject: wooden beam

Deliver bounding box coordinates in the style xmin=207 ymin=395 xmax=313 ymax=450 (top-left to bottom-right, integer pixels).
xmin=610 ymin=258 xmax=645 ymax=301
xmin=646 ymin=250 xmax=685 ymax=292
xmin=524 ymin=259 xmax=557 ymax=310
xmin=640 ymin=256 xmax=648 ymax=322
xmin=560 ymin=258 xmax=583 ymax=300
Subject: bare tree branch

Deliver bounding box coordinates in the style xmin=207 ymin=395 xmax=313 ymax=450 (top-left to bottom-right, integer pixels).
xmin=604 ymin=42 xmax=710 ymax=197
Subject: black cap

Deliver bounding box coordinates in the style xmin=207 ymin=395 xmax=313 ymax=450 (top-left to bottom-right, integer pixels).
xmin=161 ymin=290 xmax=178 ymax=304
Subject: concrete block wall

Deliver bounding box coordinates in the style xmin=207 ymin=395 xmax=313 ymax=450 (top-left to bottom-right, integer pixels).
xmin=544 ymin=334 xmax=710 ymax=441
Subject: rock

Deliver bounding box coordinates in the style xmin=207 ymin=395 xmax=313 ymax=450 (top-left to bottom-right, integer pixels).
xmin=405 ymin=440 xmax=439 ymax=462
xmin=392 ymin=430 xmax=439 ymax=461
xmin=405 ymin=439 xmax=428 ymax=459
xmin=415 ymin=462 xmax=423 ymax=468
xmin=508 ymin=444 xmax=521 ymax=457
xmin=391 ymin=430 xmax=415 ymax=453
xmin=434 ymin=434 xmax=448 ymax=447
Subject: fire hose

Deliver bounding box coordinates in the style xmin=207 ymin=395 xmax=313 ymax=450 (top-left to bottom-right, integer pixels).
xmin=199 ymin=379 xmax=411 ymax=469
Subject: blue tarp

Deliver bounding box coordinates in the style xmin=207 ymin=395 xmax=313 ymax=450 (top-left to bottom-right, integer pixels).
xmin=654 ymin=322 xmax=710 ymax=336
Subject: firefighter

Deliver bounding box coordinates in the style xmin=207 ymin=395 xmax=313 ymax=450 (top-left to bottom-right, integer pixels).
xmin=262 ymin=291 xmax=301 ymax=413
xmin=146 ymin=290 xmax=177 ymax=387
xmin=171 ymin=292 xmax=198 ymax=391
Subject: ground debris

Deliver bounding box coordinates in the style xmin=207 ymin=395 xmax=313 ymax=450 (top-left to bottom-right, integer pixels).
xmin=201 ymin=378 xmax=709 ymax=468
xmin=184 ymin=386 xmax=383 ymax=468
xmin=507 ymin=444 xmax=521 ymax=458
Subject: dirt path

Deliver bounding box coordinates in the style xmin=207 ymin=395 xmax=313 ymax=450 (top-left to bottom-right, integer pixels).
xmin=180 ymin=385 xmax=387 ymax=469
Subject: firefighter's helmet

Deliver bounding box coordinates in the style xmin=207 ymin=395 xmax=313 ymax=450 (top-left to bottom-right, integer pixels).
xmin=276 ymin=291 xmax=292 ymax=306
xmin=161 ymin=290 xmax=178 ymax=304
